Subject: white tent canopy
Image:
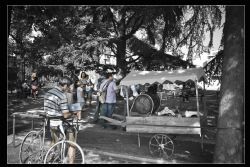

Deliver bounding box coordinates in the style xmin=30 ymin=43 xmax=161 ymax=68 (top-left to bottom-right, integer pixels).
xmin=120 ymin=68 xmax=206 ymax=86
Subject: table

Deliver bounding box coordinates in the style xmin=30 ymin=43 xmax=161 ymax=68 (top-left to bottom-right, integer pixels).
xmin=11 ymin=109 xmax=45 ymax=147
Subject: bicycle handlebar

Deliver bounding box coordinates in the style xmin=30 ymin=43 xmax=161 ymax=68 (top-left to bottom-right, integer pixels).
xmin=39 ymin=114 xmax=64 ymax=120
xmin=39 ymin=114 xmax=76 ymax=127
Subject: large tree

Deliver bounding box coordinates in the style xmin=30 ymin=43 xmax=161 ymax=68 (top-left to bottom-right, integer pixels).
xmin=8 ymin=6 xmax=36 ymax=80
xmin=9 ymin=6 xmax=81 ymax=77
xmin=213 ymin=6 xmax=244 ymax=163
xmin=82 ymin=6 xmax=187 ymax=75
xmin=9 ymin=6 xmax=222 ymax=79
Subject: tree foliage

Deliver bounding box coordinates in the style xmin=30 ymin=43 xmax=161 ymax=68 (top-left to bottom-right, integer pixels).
xmin=175 ymin=6 xmax=223 ymax=61
xmin=9 ymin=6 xmax=34 ymax=57
xmin=203 ymin=50 xmax=223 ymax=84
xmin=8 ymin=5 xmax=224 ymax=82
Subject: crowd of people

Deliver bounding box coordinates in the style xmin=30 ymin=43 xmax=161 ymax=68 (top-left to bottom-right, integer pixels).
xmin=62 ymin=71 xmax=120 ymax=127
xmin=12 ymin=68 xmax=138 ymax=163
xmin=41 ymin=70 xmax=120 ymax=163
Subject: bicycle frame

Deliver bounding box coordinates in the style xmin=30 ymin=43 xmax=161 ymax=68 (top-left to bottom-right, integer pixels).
xmin=45 ymin=116 xmax=80 ymax=164
xmin=37 ymin=117 xmax=49 ymax=161
xmin=20 ymin=113 xmax=81 ymax=164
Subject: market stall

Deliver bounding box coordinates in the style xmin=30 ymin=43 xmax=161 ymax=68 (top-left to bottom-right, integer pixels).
xmin=100 ymin=67 xmax=207 ymax=159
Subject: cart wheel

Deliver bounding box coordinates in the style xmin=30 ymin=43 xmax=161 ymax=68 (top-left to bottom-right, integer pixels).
xmin=149 ymin=134 xmax=174 ymax=159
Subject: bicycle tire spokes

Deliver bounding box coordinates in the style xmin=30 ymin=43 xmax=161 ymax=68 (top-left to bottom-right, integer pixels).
xmin=20 ymin=116 xmax=84 ymax=164
xmin=19 ymin=131 xmax=45 ymax=164
xmin=44 ymin=140 xmax=84 ymax=164
xmin=149 ymin=134 xmax=174 ymax=159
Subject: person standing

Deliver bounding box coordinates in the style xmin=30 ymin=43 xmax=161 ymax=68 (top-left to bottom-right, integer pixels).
xmin=182 ymin=82 xmax=189 ymax=102
xmin=76 ymin=81 xmax=86 ymax=120
xmin=85 ymin=76 xmax=94 ymax=106
xmin=44 ymin=76 xmax=78 ymax=163
xmin=79 ymin=71 xmax=94 ymax=106
xmin=79 ymin=72 xmax=88 ymax=100
xmin=31 ymin=73 xmax=39 ymax=99
xmin=22 ymin=79 xmax=30 ymax=98
xmin=16 ymin=79 xmax=22 ymax=98
xmin=99 ymin=73 xmax=118 ymax=129
xmin=92 ymin=72 xmax=106 ymax=123
xmin=66 ymin=78 xmax=74 ymax=105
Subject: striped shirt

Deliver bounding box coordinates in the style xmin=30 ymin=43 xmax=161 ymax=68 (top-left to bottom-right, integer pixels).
xmin=44 ymin=86 xmax=69 ymax=116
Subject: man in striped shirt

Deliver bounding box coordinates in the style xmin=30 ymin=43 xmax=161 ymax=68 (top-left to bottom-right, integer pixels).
xmin=44 ymin=76 xmax=77 ymax=163
xmin=44 ymin=83 xmax=70 ymax=117
xmin=44 ymin=76 xmax=75 ymax=117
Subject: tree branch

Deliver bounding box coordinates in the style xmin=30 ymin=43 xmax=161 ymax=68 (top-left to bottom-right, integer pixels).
xmin=127 ymin=55 xmax=142 ymax=64
xmin=108 ymin=7 xmax=119 ymax=36
xmin=108 ymin=37 xmax=119 ymax=44
xmin=111 ymin=19 xmax=119 ymax=36
xmin=125 ymin=11 xmax=137 ymax=27
xmin=125 ymin=52 xmax=139 ymax=58
xmin=175 ymin=27 xmax=194 ymax=49
xmin=108 ymin=43 xmax=117 ymax=55
xmin=103 ymin=53 xmax=115 ymax=57
xmin=160 ymin=15 xmax=169 ymax=52
xmin=175 ymin=10 xmax=198 ymax=49
xmin=124 ymin=16 xmax=144 ymax=40
xmin=9 ymin=34 xmax=18 ymax=42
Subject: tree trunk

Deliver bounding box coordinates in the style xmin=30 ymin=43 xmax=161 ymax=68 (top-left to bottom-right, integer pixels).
xmin=21 ymin=53 xmax=26 ymax=82
xmin=213 ymin=6 xmax=244 ymax=163
xmin=116 ymin=39 xmax=127 ymax=76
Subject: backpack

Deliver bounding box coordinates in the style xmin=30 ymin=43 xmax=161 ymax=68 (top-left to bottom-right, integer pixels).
xmin=98 ymin=80 xmax=111 ymax=104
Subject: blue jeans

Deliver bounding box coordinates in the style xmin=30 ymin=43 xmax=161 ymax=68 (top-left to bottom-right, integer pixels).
xmin=83 ymin=89 xmax=93 ymax=104
xmin=93 ymin=98 xmax=101 ymax=122
xmin=100 ymin=103 xmax=115 ymax=127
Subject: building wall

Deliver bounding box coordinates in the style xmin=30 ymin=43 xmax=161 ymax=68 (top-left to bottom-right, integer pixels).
xmin=99 ymin=54 xmax=117 ymax=65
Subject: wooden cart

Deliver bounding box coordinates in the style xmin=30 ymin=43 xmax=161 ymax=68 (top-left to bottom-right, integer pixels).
xmin=100 ymin=68 xmax=207 ymax=159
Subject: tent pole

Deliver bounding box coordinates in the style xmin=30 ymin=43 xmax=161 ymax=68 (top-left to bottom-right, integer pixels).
xmin=195 ymin=80 xmax=200 ymax=119
xmin=125 ymin=87 xmax=130 ymax=117
xmin=203 ymin=78 xmax=207 ymax=120
xmin=203 ymin=79 xmax=205 ymax=91
xmin=195 ymin=80 xmax=201 ymax=138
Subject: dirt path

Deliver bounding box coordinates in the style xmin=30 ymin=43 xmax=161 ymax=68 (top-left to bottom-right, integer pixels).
xmin=7 ymin=88 xmax=218 ymax=163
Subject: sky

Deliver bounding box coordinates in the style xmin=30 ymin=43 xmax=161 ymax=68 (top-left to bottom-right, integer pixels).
xmin=191 ymin=27 xmax=224 ymax=67
xmin=178 ymin=7 xmax=225 ymax=67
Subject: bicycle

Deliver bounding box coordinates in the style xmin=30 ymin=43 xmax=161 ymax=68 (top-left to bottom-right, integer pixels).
xmin=19 ymin=113 xmax=84 ymax=164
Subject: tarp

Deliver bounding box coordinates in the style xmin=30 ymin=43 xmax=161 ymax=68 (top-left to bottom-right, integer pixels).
xmin=120 ymin=68 xmax=206 ymax=86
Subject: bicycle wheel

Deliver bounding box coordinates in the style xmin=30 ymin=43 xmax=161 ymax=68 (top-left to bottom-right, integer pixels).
xmin=44 ymin=140 xmax=84 ymax=164
xmin=19 ymin=131 xmax=43 ymax=164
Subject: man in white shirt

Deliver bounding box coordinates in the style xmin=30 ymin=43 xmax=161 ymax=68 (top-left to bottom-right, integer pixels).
xmin=99 ymin=73 xmax=119 ymax=128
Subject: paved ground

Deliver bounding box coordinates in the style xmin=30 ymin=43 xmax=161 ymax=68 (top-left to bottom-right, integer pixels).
xmin=7 ymin=86 xmax=218 ymax=164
